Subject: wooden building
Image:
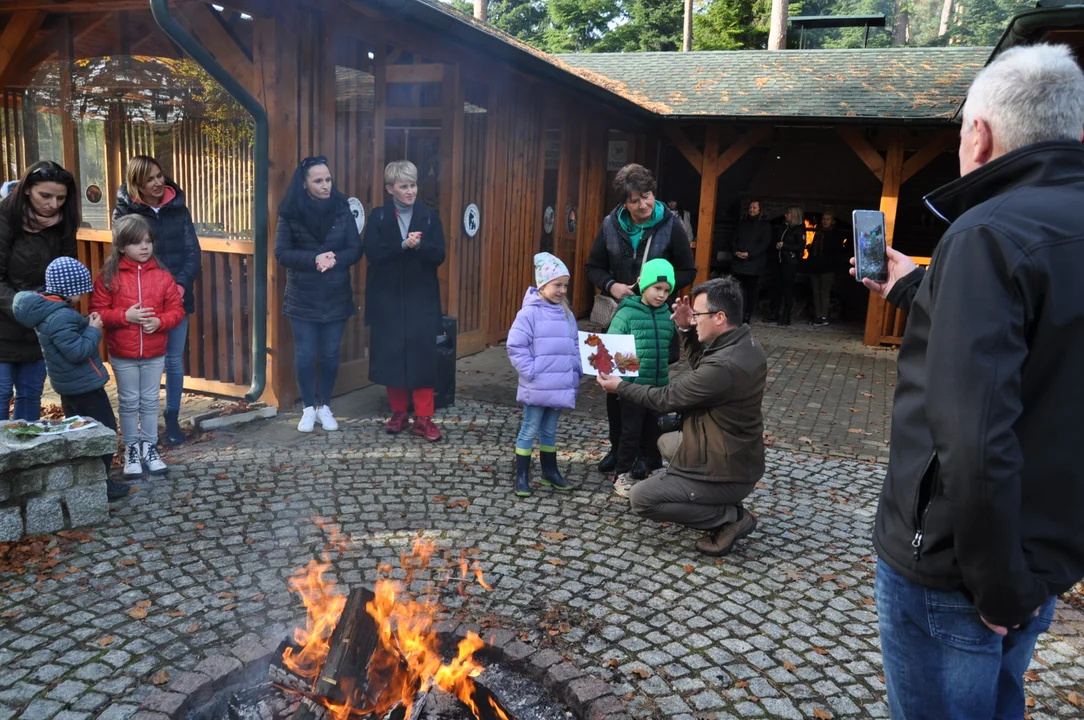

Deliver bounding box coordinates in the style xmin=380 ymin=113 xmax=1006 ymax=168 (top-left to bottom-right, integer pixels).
xmin=4 ymin=0 xmax=1063 ymax=408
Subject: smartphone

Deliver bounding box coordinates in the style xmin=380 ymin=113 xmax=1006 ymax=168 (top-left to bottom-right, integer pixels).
xmin=852 ymin=210 xmax=888 ymax=284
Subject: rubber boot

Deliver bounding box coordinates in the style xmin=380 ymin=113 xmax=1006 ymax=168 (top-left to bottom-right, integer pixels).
xmin=164 ymin=409 xmax=185 ymax=446
xmin=513 ymin=453 xmax=532 ymax=497
xmin=539 ymin=449 xmax=574 ymax=491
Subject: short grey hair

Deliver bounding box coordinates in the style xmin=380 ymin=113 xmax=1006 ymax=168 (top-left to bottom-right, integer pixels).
xmin=962 ymin=44 xmax=1084 ymax=152
xmin=384 ymin=160 xmax=417 ymax=186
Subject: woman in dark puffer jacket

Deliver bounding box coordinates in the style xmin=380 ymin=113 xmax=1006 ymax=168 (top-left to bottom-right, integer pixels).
xmin=273 ymin=156 xmax=363 ymax=434
xmin=113 ymin=155 xmax=201 ymax=444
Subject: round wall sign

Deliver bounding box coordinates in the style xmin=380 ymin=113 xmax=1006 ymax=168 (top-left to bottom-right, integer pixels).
xmin=463 ymin=203 xmax=480 ymax=237
xmin=348 ymin=197 xmax=365 ymax=233
xmin=85 ymin=185 xmax=103 ymax=204
xmin=566 ymin=207 xmax=577 ymax=235
xmin=542 ymin=206 xmax=555 ymax=234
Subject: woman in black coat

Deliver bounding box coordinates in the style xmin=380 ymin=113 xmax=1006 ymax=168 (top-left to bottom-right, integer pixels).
xmin=363 ymin=160 xmax=445 ymax=442
xmin=274 ymin=156 xmax=363 ymax=433
xmin=769 ymin=205 xmax=807 ymax=326
xmin=113 ymin=155 xmax=201 ymax=444
xmin=0 ymin=161 xmax=79 ymax=420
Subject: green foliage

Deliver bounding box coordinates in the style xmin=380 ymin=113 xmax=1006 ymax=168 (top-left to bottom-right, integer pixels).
xmin=693 ymin=0 xmax=771 ymax=51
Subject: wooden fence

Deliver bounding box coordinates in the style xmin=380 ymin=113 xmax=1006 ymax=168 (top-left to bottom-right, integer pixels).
xmin=171 ymin=119 xmax=254 ymax=239
xmin=0 ymin=91 xmax=26 ymax=183
xmin=876 ymin=256 xmax=931 ymax=345
xmin=76 ymin=229 xmax=254 ymax=398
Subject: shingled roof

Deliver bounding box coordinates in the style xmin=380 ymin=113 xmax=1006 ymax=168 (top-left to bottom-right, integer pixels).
xmin=557 ymin=48 xmax=992 ymax=120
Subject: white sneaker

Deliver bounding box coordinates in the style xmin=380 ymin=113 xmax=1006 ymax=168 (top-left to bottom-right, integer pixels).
xmin=315 ymin=406 xmax=339 ymax=431
xmin=613 ymin=473 xmax=637 ymax=498
xmin=123 ymin=443 xmax=142 ymax=478
xmin=298 ymin=406 xmax=316 ymax=432
xmin=142 ymin=441 xmax=168 ymax=475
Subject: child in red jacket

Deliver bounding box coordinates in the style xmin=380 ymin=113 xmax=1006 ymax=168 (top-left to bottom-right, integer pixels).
xmin=91 ymin=215 xmax=184 ymax=479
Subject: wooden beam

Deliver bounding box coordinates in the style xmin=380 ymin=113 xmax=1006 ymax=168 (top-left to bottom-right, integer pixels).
xmin=174 ymin=1 xmax=257 ymax=98
xmin=838 ymin=127 xmax=885 ymax=182
xmin=0 ymin=11 xmax=47 ymax=85
xmin=663 ymin=125 xmax=703 ymax=174
xmin=440 ymin=62 xmax=464 ymax=318
xmin=864 ymin=128 xmax=904 ymax=346
xmin=59 ymin=16 xmax=79 ymax=181
xmin=1 ymin=1 xmax=147 ymax=10
xmin=385 ymin=62 xmax=444 ymax=84
xmin=106 ymin=103 xmax=123 ymax=221
xmin=694 ymin=124 xmax=720 ymax=286
xmin=901 ymin=130 xmax=957 ymax=185
xmin=716 ymin=125 xmax=771 ymax=177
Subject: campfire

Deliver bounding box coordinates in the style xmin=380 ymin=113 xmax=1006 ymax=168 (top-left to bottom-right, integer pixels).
xmin=271 ymin=531 xmax=516 ymax=720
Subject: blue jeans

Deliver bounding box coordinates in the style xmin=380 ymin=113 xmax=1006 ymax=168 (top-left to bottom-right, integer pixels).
xmin=875 ymin=558 xmax=1057 ymax=720
xmin=516 ymin=405 xmax=561 ymax=453
xmin=164 ymin=315 xmax=190 ymax=413
xmin=0 ymin=359 xmax=47 ymax=421
xmin=289 ymin=317 xmax=346 ymax=408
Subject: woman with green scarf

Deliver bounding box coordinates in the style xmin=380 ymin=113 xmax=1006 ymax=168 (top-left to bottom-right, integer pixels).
xmin=585 ymin=163 xmax=697 ymax=474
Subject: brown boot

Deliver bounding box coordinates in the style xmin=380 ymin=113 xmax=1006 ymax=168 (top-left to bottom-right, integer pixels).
xmin=696 ymin=507 xmax=757 ymax=557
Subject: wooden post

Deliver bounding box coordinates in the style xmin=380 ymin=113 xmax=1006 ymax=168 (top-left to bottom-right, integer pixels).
xmin=371 ymin=47 xmax=386 ymax=211
xmin=439 ymin=62 xmax=464 ymax=318
xmin=59 ymin=17 xmax=80 ymax=183
xmin=694 ymin=124 xmax=719 ymax=286
xmin=864 ymin=128 xmax=904 ymax=346
xmin=106 ymin=103 xmax=123 ymax=222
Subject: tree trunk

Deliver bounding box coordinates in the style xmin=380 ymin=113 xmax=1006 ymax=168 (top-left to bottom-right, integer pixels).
xmin=768 ymin=0 xmax=788 ymax=50
xmin=939 ymin=0 xmax=954 ymax=36
xmin=892 ymin=7 xmax=910 ymax=45
xmin=683 ymin=0 xmax=693 ymax=51
xmin=473 ymin=0 xmax=487 ymax=22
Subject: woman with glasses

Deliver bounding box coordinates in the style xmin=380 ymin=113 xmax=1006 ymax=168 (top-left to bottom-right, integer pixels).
xmin=274 ymin=156 xmax=362 ymax=433
xmin=113 ymin=155 xmax=201 ymax=445
xmin=363 ymin=160 xmax=446 ymax=442
xmin=0 ymin=161 xmax=80 ymax=420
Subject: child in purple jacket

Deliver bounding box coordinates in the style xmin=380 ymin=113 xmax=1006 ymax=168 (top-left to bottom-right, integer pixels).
xmin=506 ymin=252 xmax=582 ymax=497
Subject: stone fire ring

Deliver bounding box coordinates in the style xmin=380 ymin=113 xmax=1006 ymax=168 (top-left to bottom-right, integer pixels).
xmin=131 ymin=620 xmax=631 ymax=720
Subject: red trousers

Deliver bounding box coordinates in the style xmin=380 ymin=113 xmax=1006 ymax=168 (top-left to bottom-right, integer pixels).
xmin=387 ymin=387 xmax=434 ymax=417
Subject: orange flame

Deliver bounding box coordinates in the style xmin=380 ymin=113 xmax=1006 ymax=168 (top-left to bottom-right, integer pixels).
xmin=282 ymin=536 xmax=506 ymax=720
xmin=803 ymin=218 xmax=816 ymax=260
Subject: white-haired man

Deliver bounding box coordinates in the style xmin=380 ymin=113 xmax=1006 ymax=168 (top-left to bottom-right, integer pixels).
xmin=855 ymin=44 xmax=1084 ymax=718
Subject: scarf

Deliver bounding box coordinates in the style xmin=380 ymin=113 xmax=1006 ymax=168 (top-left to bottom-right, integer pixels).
xmin=300 ymin=193 xmax=339 ymax=243
xmin=23 ymin=209 xmax=62 ymax=234
xmin=617 ymin=200 xmax=666 ymax=251
xmin=134 ymin=185 xmax=177 ymax=209
xmin=393 ymin=198 xmax=414 ymax=240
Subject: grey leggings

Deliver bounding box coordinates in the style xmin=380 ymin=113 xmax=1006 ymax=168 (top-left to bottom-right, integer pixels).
xmin=111 ymin=356 xmax=165 ymax=446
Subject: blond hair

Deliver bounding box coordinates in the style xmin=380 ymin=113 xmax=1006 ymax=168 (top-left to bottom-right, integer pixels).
xmin=384 ymin=160 xmax=417 ymax=186
xmin=100 ymin=215 xmax=156 ymax=291
xmin=123 ymin=155 xmax=164 ymax=205
xmin=786 ymin=206 xmax=804 ymax=226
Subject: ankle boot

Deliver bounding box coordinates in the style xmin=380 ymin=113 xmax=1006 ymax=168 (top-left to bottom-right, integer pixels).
xmin=539 ymin=450 xmax=574 ymax=490
xmin=513 ymin=453 xmax=532 ymax=497
xmin=106 ymin=477 xmax=130 ymax=501
xmin=164 ymin=410 xmax=185 ymax=446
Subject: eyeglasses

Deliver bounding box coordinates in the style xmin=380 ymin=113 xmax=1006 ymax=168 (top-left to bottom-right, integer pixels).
xmin=301 ymin=156 xmax=328 ymax=169
xmin=690 ymin=310 xmax=722 ymax=319
xmin=30 ymin=167 xmax=74 ymax=183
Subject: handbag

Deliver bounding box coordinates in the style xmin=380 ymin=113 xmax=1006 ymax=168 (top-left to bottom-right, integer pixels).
xmin=589 ymin=234 xmax=655 ymax=330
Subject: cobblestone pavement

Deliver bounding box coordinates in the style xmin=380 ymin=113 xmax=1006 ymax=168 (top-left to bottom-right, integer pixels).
xmin=1 ymin=397 xmax=1082 ymax=720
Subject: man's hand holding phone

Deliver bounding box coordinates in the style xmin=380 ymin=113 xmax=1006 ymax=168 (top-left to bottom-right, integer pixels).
xmin=849 ymin=246 xmax=918 ymax=299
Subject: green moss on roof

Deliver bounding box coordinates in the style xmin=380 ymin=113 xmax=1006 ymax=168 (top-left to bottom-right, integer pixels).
xmin=557 ymin=48 xmax=992 ymax=120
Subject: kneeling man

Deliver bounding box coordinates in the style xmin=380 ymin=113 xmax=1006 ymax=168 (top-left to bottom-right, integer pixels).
xmin=598 ymin=277 xmax=767 ymax=556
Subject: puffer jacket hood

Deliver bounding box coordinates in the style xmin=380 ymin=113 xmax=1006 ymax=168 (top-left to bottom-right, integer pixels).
xmin=608 ymin=296 xmax=675 ymax=387
xmin=13 ymin=290 xmax=109 ymax=396
xmin=506 ymin=287 xmax=582 ymax=410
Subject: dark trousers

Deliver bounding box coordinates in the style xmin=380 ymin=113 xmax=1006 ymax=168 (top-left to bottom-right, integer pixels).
xmin=735 ymin=273 xmax=760 ymax=322
xmin=290 ymin=318 xmax=347 ymax=408
xmin=61 ymin=387 xmax=118 ymax=473
xmin=614 ymin=398 xmax=661 ymax=476
xmin=770 ymin=262 xmax=798 ymax=322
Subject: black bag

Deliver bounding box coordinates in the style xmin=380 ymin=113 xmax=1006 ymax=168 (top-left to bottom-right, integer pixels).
xmin=434 ymin=315 xmax=457 ymax=410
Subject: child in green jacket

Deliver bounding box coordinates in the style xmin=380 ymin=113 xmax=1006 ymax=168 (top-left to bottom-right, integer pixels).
xmin=607 ymin=257 xmax=676 ymax=497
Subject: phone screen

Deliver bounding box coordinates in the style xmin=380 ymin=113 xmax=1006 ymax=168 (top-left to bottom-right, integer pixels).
xmin=852 ymin=210 xmax=888 ymax=283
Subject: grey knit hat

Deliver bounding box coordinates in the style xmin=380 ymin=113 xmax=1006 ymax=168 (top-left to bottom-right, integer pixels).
xmin=45 ymin=257 xmax=93 ymax=297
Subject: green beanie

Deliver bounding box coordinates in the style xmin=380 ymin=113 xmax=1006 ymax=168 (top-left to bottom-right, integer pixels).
xmin=639 ymin=258 xmax=675 ymax=293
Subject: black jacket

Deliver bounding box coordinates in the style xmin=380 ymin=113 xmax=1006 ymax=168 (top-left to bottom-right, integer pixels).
xmin=586 ymin=206 xmax=696 ymax=298
xmin=274 ymin=198 xmax=363 ymax=323
xmin=113 ymin=182 xmax=201 ymax=314
xmin=804 ymin=224 xmax=847 ymax=274
xmin=873 ymin=141 xmax=1084 ymax=627
xmin=775 ymin=222 xmax=806 ymax=265
xmin=0 ymin=210 xmax=77 ymax=363
xmin=363 ymin=202 xmax=445 ymax=389
xmin=731 ymin=215 xmax=772 ymax=276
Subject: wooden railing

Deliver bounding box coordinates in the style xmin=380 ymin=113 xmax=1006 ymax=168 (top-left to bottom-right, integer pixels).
xmin=76 ymin=229 xmax=254 ymax=398
xmin=877 ymin=256 xmax=931 ymax=346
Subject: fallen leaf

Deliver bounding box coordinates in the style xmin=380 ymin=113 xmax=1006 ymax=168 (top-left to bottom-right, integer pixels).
xmin=215 ymin=473 xmax=229 ymax=480
xmin=1023 ymin=671 xmax=1040 ymax=682
xmin=530 ymin=543 xmax=545 ymax=551
xmin=1 ymin=610 xmax=21 ymax=618
xmin=682 ymin=565 xmax=695 ymax=574
xmin=813 ymin=709 xmax=833 ymax=720
xmin=432 ymin=495 xmax=448 ymax=502
xmin=151 ymin=670 xmax=169 ymax=685
xmin=119 ymin=558 xmax=137 ymax=567
xmin=129 ymin=607 xmax=148 ymax=620
xmin=604 ymin=658 xmax=619 ymax=667
xmin=218 ymin=592 xmax=238 ymax=599
xmin=734 ymin=680 xmax=748 ymax=689
xmin=819 ymin=574 xmax=838 ymax=582
xmin=186 ymin=622 xmax=201 ymax=633
xmin=798 ymin=436 xmax=812 ymax=444
xmin=629 ymin=668 xmax=651 ymax=679
xmin=251 ymin=594 xmax=265 ymax=602
xmin=245 ymin=538 xmax=256 ymax=545
xmin=168 ymin=611 xmax=187 ymax=617
xmin=445 ymin=499 xmax=471 ymax=509
xmin=861 ymin=597 xmax=876 ymax=606
xmin=1025 ymin=697 xmax=1035 ymax=708
xmin=98 ymin=635 xmax=115 ymax=647
xmin=1068 ymin=692 xmax=1082 ymax=706
xmin=223 ymin=603 xmax=238 ymax=611
xmin=814 ymin=647 xmax=829 ymax=655
xmin=195 ymin=523 xmax=206 ymax=530
xmin=546 ymin=559 xmax=565 ymax=566
xmin=783 ymin=661 xmax=797 ymax=672
xmin=540 ymin=531 xmax=567 ymax=542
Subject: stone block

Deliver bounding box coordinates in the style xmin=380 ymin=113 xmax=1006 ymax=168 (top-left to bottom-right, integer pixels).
xmin=543 ymin=662 xmax=585 ymax=692
xmin=526 ymin=648 xmax=563 ymax=680
xmin=0 ymin=434 xmax=69 ymax=472
xmin=193 ymin=654 xmax=242 ymax=692
xmin=566 ymin=676 xmax=612 ymax=716
xmin=72 ymin=458 xmax=106 ymax=486
xmin=63 ymin=483 xmax=108 ymax=527
xmin=25 ymin=495 xmax=64 ymax=535
xmin=586 ymin=694 xmax=627 ymax=720
xmin=12 ymin=468 xmax=45 ymax=496
xmin=501 ymin=641 xmax=535 ymax=665
xmin=199 ymin=407 xmax=277 ymax=430
xmin=0 ymin=474 xmax=9 ymax=502
xmin=230 ymin=639 xmax=274 ymax=668
xmin=63 ymin=425 xmax=117 ymax=459
xmin=0 ymin=506 xmax=22 ymax=542
xmin=167 ymin=671 xmax=213 ymax=707
xmin=139 ymin=689 xmax=188 ymax=719
xmin=45 ymin=466 xmax=73 ymax=491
